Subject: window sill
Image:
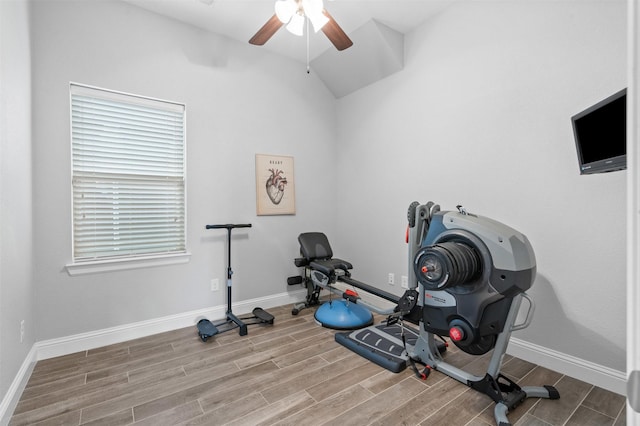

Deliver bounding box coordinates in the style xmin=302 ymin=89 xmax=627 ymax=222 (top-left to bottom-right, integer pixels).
xmin=65 ymin=252 xmax=191 ymax=276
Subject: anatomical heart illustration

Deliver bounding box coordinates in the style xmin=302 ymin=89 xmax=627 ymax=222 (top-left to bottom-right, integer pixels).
xmin=256 ymin=154 xmax=295 ymax=215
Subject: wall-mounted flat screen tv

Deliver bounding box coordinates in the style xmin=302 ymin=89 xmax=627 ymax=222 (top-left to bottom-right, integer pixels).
xmin=571 ymin=88 xmax=626 ymax=175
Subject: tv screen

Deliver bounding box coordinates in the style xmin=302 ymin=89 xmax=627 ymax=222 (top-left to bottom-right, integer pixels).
xmin=571 ymin=88 xmax=626 ymax=174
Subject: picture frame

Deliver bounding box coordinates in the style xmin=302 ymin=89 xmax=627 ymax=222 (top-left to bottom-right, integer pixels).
xmin=255 ymin=154 xmax=296 ymax=215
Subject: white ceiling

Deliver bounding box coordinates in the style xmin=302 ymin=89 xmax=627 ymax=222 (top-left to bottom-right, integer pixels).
xmin=121 ymin=0 xmax=457 ymax=63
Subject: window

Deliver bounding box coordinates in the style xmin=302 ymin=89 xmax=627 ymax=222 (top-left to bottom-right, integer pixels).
xmin=67 ymin=83 xmax=188 ymax=274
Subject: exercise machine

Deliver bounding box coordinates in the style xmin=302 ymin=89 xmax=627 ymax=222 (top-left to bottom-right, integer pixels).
xmin=197 ymin=224 xmax=274 ymax=341
xmin=289 ymin=229 xmax=443 ymax=350
xmin=288 ymin=231 xmax=449 ymax=369
xmin=335 ymin=201 xmax=559 ymax=426
xmin=288 ymin=231 xmax=417 ymax=329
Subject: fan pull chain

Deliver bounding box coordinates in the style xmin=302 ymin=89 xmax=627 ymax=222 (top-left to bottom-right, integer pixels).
xmin=306 ymin=17 xmax=310 ymax=74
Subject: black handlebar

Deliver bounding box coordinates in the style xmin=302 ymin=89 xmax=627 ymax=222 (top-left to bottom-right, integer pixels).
xmin=205 ymin=223 xmax=252 ymax=230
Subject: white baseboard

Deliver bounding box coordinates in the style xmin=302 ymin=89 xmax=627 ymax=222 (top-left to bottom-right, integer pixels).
xmin=1 ymin=290 xmax=627 ymax=426
xmin=0 ymin=289 xmax=306 ymax=426
xmin=36 ymin=288 xmax=307 ymax=360
xmin=508 ymin=337 xmax=627 ymax=396
xmin=0 ymin=345 xmax=37 ymax=426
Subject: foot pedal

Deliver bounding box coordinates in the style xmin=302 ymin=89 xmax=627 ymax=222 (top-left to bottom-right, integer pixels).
xmin=287 ymin=275 xmax=303 ymax=285
xmin=252 ymin=307 xmax=274 ymax=324
xmin=197 ymin=319 xmax=219 ymax=342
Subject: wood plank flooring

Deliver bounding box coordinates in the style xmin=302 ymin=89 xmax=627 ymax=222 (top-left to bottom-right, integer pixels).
xmin=10 ymin=303 xmax=627 ymax=426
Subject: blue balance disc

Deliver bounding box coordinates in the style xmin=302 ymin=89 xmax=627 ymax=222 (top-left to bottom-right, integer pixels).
xmin=314 ymin=300 xmax=374 ymax=330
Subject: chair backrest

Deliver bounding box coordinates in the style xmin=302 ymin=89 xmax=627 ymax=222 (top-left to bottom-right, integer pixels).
xmin=298 ymin=232 xmax=333 ymax=261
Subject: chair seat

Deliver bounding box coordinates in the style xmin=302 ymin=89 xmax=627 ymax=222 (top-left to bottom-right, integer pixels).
xmin=309 ymin=258 xmax=353 ymax=276
xmin=298 ymin=232 xmax=352 ymax=276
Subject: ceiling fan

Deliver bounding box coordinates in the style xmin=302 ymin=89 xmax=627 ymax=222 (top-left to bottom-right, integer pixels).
xmin=249 ymin=0 xmax=353 ymax=51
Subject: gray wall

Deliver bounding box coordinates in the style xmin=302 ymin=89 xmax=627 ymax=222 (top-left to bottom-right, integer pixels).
xmin=333 ymin=1 xmax=627 ymax=372
xmin=0 ymin=0 xmax=35 ymax=403
xmin=0 ymin=0 xmax=629 ymax=405
xmin=29 ymin=0 xmax=338 ymax=340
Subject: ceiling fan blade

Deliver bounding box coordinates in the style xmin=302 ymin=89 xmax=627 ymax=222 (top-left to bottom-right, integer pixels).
xmin=249 ymin=14 xmax=284 ymax=46
xmin=321 ymin=9 xmax=353 ymax=51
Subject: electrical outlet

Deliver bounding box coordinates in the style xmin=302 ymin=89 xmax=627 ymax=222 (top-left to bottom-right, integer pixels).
xmin=401 ymin=275 xmax=409 ymax=289
xmin=20 ymin=320 xmax=25 ymax=343
xmin=211 ymin=278 xmax=220 ymax=291
xmin=388 ymin=273 xmax=395 ymax=285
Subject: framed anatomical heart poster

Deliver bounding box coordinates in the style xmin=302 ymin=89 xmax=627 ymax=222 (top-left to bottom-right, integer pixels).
xmin=255 ymin=154 xmax=296 ymax=215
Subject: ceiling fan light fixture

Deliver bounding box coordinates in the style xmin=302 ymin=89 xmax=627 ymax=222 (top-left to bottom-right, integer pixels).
xmin=301 ymin=0 xmax=328 ymax=31
xmin=302 ymin=0 xmax=323 ymax=14
xmin=307 ymin=10 xmax=329 ymax=32
xmin=250 ymin=0 xmax=352 ymax=50
xmin=275 ymin=0 xmax=296 ymax=24
xmin=286 ymin=12 xmax=305 ymax=36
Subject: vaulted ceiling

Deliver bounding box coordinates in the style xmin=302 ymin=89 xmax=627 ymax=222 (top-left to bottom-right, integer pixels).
xmin=121 ymin=0 xmax=456 ymax=63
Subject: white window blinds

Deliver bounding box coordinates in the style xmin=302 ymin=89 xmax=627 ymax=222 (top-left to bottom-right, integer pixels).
xmin=70 ymin=84 xmax=186 ymax=262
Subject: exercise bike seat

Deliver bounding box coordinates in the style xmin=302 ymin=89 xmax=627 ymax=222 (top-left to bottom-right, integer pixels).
xmin=298 ymin=232 xmax=352 ymax=276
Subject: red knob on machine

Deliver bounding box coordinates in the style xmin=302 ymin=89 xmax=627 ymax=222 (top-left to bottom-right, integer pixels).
xmin=449 ymin=326 xmax=464 ymax=342
xmin=421 ymin=266 xmax=428 ymax=273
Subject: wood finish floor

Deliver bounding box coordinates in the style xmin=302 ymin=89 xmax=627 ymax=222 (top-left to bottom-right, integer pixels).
xmin=10 ymin=303 xmax=627 ymax=426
